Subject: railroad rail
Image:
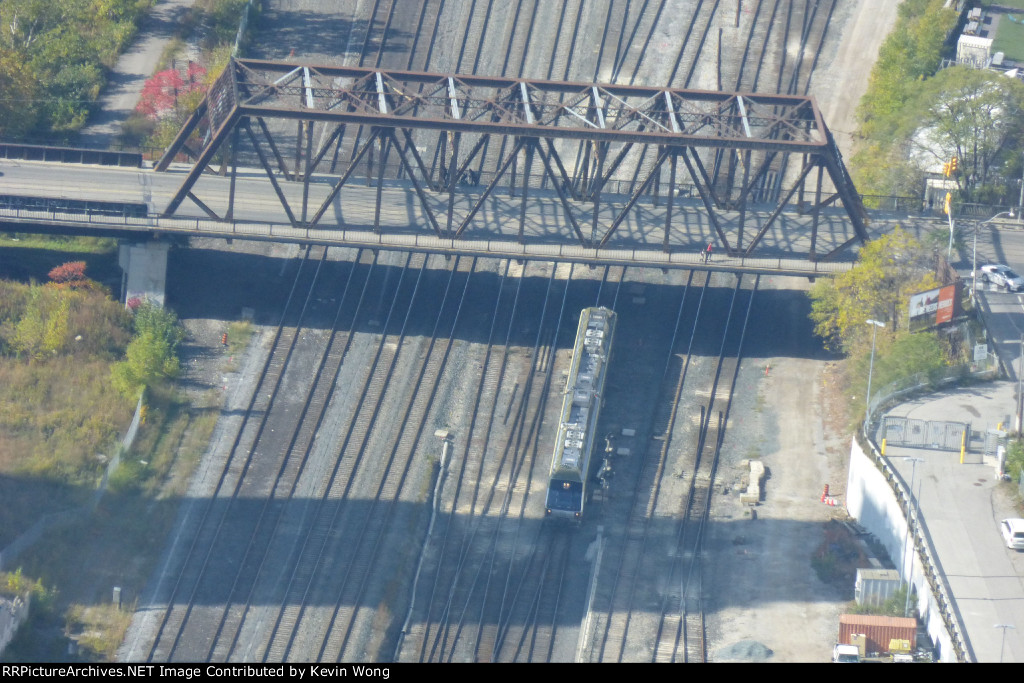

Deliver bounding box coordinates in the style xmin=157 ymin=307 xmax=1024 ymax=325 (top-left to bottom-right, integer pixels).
xmin=120 ymin=0 xmax=875 ymax=664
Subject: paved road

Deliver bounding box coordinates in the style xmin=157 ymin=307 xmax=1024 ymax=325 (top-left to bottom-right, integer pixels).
xmin=885 ymin=382 xmax=1024 ymax=663
xmin=874 ymin=223 xmax=1024 ymax=663
xmin=0 ymin=159 xmax=879 ymax=274
xmin=78 ymin=0 xmax=199 ymax=148
xmin=957 ymin=216 xmax=1024 ymax=380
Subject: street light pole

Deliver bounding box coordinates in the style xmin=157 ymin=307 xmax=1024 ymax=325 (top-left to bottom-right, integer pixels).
xmin=1018 ymin=333 xmax=1024 ymax=434
xmin=973 ymin=222 xmax=978 ymax=299
xmin=994 ymin=623 xmax=1015 ymax=663
xmin=902 ymin=456 xmax=925 ymax=618
xmin=865 ymin=319 xmax=885 ymax=430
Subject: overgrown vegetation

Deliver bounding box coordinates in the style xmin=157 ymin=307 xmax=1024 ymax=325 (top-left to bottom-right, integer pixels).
xmin=1006 ymin=439 xmax=1024 ymax=482
xmin=0 ymin=0 xmax=155 ymax=137
xmin=110 ymin=303 xmax=185 ymax=400
xmin=808 ymin=228 xmax=958 ymax=425
xmin=851 ymin=0 xmax=1024 ymax=205
xmin=0 ymin=0 xmax=254 ymax=143
xmin=848 ymin=584 xmax=918 ymax=618
xmin=812 ymin=521 xmax=868 ymax=590
xmin=121 ymin=0 xmax=253 ymax=151
xmin=0 ymin=271 xmax=134 ymax=492
xmin=0 ymin=252 xmax=221 ymax=660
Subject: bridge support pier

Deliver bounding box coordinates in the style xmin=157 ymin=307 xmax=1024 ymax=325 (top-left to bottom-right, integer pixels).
xmin=118 ymin=241 xmax=169 ymax=308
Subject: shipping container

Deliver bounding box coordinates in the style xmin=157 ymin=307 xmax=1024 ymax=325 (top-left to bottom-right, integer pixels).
xmin=838 ymin=614 xmax=916 ymax=655
xmin=855 ymin=568 xmax=901 ymax=608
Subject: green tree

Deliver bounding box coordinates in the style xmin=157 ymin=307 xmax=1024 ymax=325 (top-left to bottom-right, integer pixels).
xmin=0 ymin=0 xmax=152 ymax=135
xmin=0 ymin=47 xmax=38 ymax=137
xmin=809 ymin=228 xmax=939 ymax=352
xmin=858 ymin=0 xmax=958 ymax=141
xmin=863 ymin=330 xmax=948 ymax=393
xmin=110 ymin=303 xmax=184 ymax=398
xmin=913 ymin=66 xmax=1024 ymax=195
xmin=133 ymin=302 xmax=185 ymax=349
xmin=1006 ymin=439 xmax=1024 ymax=480
xmin=851 ymin=0 xmax=959 ymax=197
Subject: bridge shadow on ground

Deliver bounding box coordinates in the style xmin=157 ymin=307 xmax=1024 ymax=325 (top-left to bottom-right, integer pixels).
xmin=167 ymin=246 xmax=833 ymax=360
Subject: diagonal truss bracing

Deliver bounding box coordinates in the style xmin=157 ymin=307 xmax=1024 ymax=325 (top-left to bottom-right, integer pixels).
xmin=156 ymin=58 xmax=869 ymax=261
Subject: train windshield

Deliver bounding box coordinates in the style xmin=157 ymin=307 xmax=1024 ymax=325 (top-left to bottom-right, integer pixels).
xmin=546 ymin=479 xmax=583 ymax=513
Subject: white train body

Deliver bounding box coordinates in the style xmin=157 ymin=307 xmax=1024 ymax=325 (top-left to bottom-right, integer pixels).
xmin=545 ymin=307 xmax=616 ymax=520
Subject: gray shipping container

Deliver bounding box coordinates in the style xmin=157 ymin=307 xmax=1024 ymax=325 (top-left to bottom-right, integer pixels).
xmin=855 ymin=568 xmax=901 ymax=608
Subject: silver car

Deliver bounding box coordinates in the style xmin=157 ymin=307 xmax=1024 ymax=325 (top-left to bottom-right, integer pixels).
xmin=1000 ymin=518 xmax=1024 ymax=550
xmin=979 ymin=264 xmax=1024 ymax=291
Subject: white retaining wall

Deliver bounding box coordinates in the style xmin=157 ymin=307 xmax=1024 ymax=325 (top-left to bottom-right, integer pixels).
xmin=846 ymin=438 xmax=960 ymax=663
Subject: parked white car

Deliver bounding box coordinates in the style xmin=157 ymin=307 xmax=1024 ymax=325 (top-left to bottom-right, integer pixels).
xmin=1000 ymin=518 xmax=1024 ymax=550
xmin=832 ymin=644 xmax=860 ymax=663
xmin=977 ymin=264 xmax=1024 ymax=291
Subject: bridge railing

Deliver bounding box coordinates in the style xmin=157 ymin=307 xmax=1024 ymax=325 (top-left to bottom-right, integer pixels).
xmin=0 ymin=141 xmax=143 ymax=168
xmin=0 ymin=205 xmax=854 ymax=274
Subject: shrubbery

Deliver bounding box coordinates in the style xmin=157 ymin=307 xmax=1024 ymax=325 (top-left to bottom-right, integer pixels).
xmin=0 ymin=0 xmax=155 ymax=136
xmin=851 ymin=0 xmax=1024 ymax=202
xmin=111 ymin=303 xmax=185 ymax=399
xmin=808 ymin=229 xmax=958 ymax=424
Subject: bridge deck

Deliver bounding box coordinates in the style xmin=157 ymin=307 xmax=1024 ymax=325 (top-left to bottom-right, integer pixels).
xmin=0 ymin=159 xmax=937 ymax=276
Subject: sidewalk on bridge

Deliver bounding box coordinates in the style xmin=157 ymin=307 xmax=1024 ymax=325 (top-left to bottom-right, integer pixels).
xmin=880 ymin=380 xmax=1024 ymax=662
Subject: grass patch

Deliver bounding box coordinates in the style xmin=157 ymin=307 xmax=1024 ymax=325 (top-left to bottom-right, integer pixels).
xmin=0 ymin=242 xmax=121 ymax=291
xmin=226 ymin=319 xmax=254 ymax=359
xmin=983 ymin=0 xmax=1024 ymax=11
xmin=991 ymin=13 xmax=1024 ymax=62
xmin=66 ymin=603 xmax=135 ymax=661
xmin=3 ymin=383 xmax=222 ymax=661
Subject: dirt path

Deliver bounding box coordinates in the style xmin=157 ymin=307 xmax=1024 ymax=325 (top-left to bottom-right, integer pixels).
xmin=812 ymin=0 xmax=902 ymax=158
xmin=705 ymin=2 xmax=903 ymax=661
xmin=707 ymin=351 xmax=852 ymax=663
xmin=79 ymin=0 xmax=198 ymax=148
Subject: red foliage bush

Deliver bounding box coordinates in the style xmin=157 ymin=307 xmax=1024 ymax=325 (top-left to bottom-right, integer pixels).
xmin=48 ymin=261 xmax=88 ymax=284
xmin=136 ymin=63 xmax=208 ymax=119
xmin=48 ymin=261 xmax=102 ymax=292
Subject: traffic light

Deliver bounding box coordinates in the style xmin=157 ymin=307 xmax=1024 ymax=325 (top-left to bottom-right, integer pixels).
xmin=943 ymin=156 xmax=958 ymax=177
xmin=944 ymin=192 xmax=952 ymax=216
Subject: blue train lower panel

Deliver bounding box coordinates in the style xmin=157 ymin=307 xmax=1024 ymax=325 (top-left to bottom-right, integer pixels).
xmin=546 ymin=479 xmax=584 ymax=519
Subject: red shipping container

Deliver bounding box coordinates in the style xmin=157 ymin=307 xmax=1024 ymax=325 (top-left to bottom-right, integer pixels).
xmin=838 ymin=614 xmax=916 ymax=655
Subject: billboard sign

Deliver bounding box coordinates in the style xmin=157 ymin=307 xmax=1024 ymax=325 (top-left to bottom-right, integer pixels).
xmin=909 ymin=285 xmax=956 ymax=327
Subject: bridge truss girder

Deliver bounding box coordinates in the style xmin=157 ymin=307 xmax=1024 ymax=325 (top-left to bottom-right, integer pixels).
xmin=157 ymin=58 xmax=869 ymax=261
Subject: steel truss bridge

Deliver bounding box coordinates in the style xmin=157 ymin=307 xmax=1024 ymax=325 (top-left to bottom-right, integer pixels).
xmin=154 ymin=58 xmax=869 ymax=264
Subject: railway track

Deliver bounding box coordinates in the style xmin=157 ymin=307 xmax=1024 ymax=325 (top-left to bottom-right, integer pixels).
xmin=122 ymin=0 xmax=859 ymax=663
xmin=143 ymin=244 xmax=335 ymax=660
xmin=581 ymin=271 xmax=758 ymax=662
xmin=655 ymin=274 xmax=758 ymax=662
xmin=407 ymin=261 xmax=572 ymax=662
xmin=131 ymin=247 xmax=481 ymax=661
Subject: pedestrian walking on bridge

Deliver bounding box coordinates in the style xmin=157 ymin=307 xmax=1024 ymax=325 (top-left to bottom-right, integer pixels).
xmin=704 ymin=242 xmax=713 ymax=263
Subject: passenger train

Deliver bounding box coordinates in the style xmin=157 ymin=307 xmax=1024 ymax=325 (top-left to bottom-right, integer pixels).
xmin=545 ymin=306 xmax=616 ymax=521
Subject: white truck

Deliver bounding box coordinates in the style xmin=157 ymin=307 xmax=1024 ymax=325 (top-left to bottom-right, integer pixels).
xmin=832 ymin=644 xmax=861 ymax=663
